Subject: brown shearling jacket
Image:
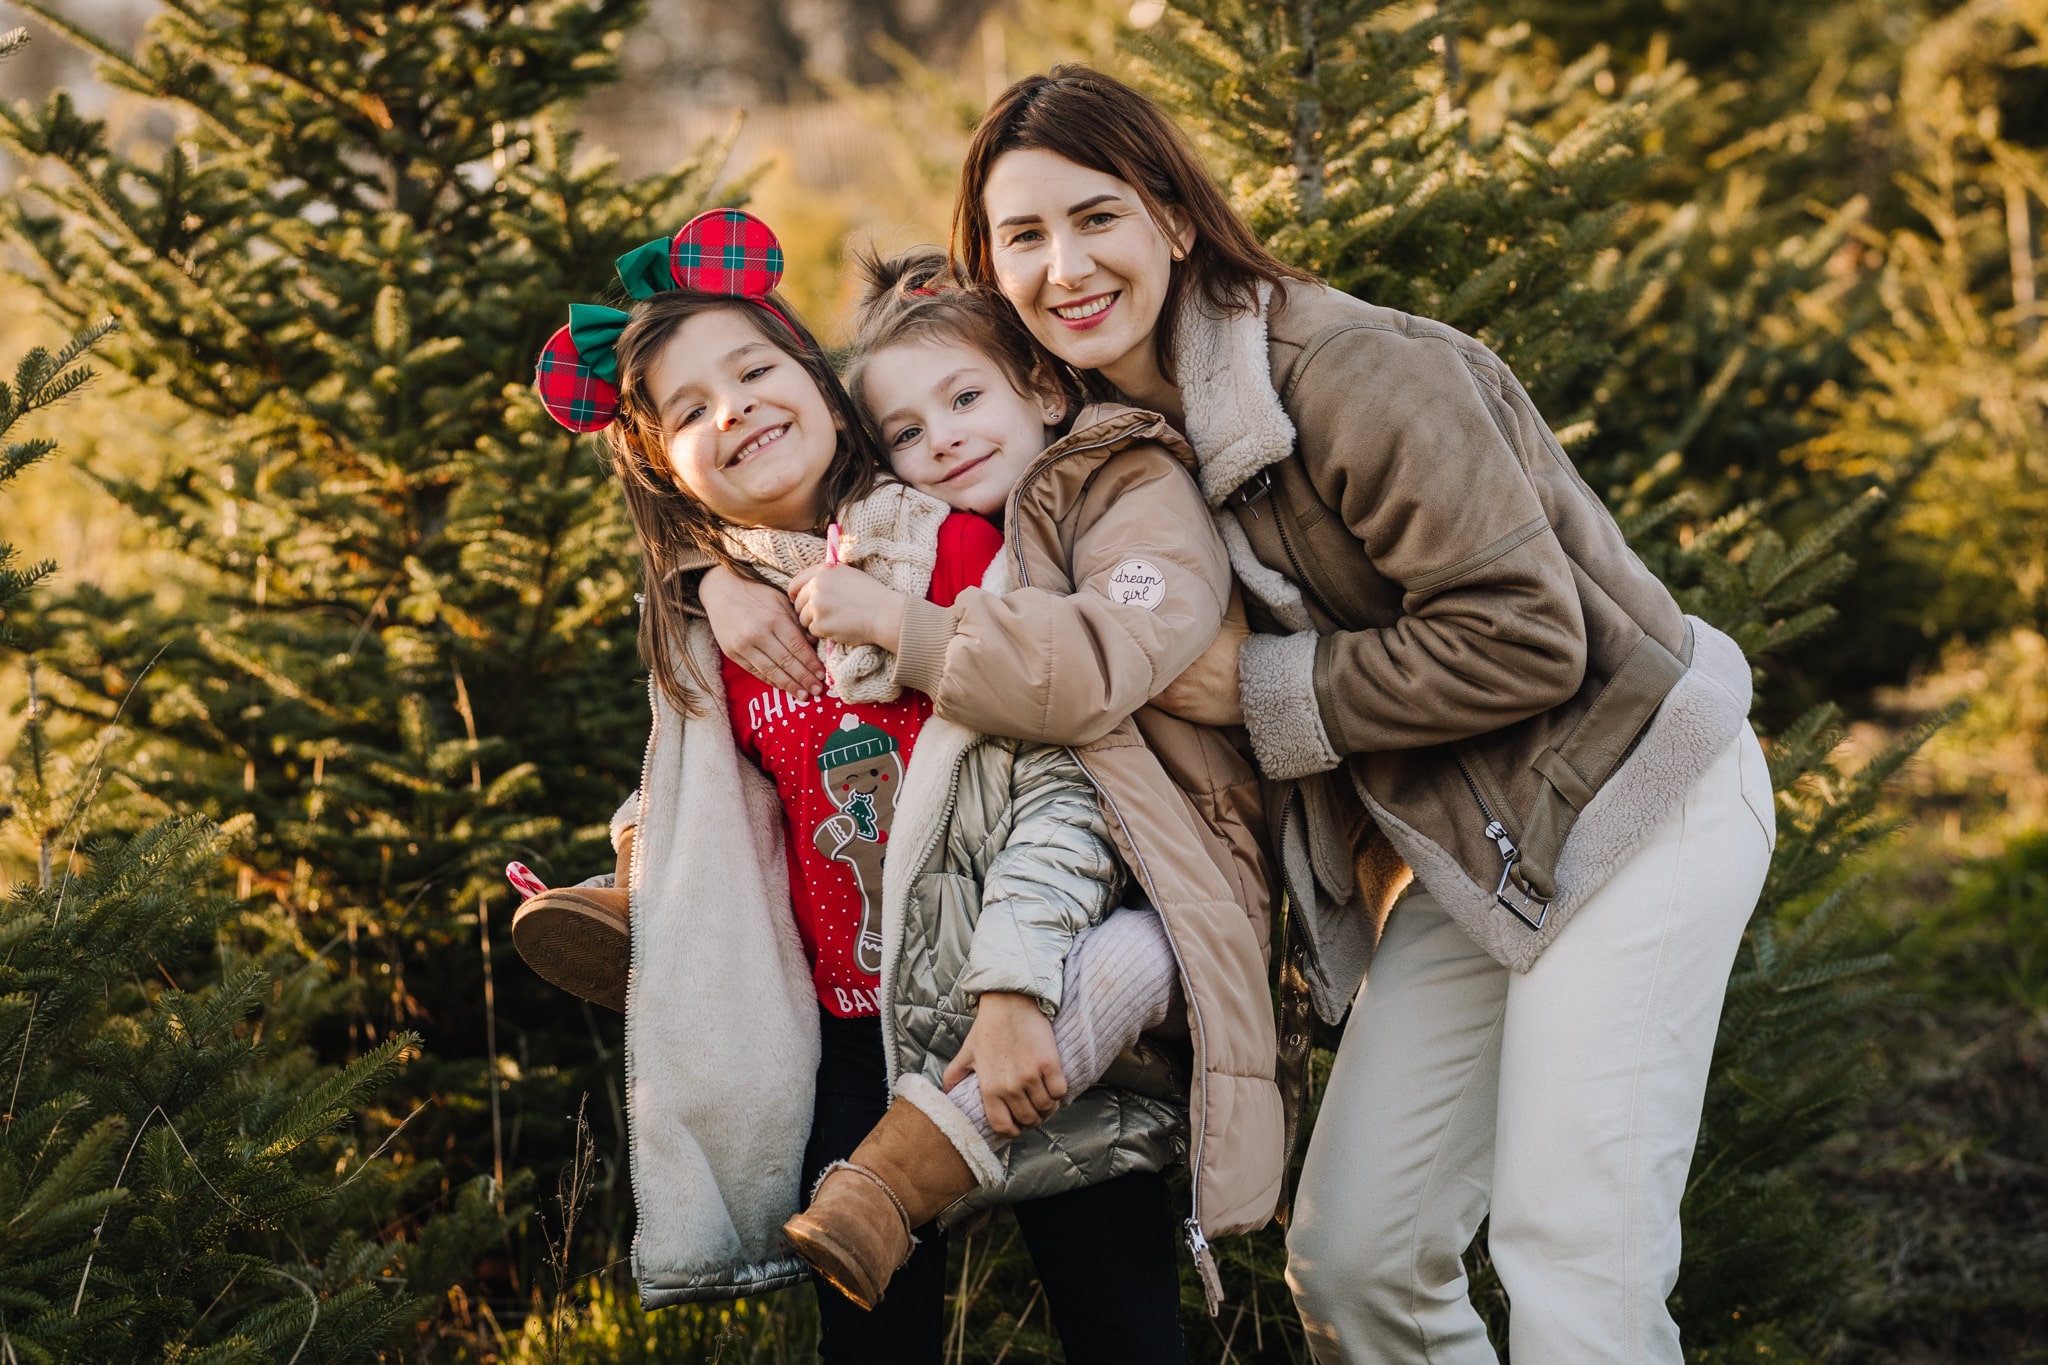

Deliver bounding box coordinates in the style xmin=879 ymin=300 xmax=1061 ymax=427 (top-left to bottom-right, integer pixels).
xmin=1175 ymin=280 xmax=1754 ymax=1017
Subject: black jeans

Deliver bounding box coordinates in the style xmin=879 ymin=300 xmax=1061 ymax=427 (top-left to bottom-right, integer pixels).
xmin=803 ymin=1011 xmax=1188 ymax=1365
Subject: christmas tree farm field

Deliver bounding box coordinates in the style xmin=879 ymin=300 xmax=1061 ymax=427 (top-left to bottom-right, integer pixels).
xmin=4 ymin=0 xmax=2045 ymax=1358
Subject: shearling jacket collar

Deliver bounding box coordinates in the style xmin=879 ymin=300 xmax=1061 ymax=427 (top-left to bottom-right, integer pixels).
xmin=1171 ymin=285 xmax=1298 ymax=507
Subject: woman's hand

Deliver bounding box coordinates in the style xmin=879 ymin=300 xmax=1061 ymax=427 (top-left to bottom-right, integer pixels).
xmin=941 ymin=990 xmax=1067 ymax=1138
xmin=1151 ymin=585 xmax=1250 ymax=726
xmin=788 ymin=563 xmax=909 ymax=653
xmin=701 ymin=564 xmax=826 ymax=697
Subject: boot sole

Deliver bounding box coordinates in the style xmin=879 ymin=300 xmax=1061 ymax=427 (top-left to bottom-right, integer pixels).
xmin=783 ymin=1214 xmax=885 ymax=1311
xmin=510 ymin=897 xmax=629 ymax=1013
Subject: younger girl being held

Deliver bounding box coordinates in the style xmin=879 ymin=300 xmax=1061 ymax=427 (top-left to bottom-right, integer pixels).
xmin=516 ymin=211 xmax=1193 ymax=1363
xmin=724 ymin=248 xmax=1286 ymax=1300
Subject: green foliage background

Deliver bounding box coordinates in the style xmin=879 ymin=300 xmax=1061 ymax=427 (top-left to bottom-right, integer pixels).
xmin=0 ymin=0 xmax=2042 ymax=1360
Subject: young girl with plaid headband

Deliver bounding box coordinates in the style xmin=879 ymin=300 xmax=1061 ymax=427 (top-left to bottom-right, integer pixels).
xmin=513 ymin=211 xmax=1201 ymax=1362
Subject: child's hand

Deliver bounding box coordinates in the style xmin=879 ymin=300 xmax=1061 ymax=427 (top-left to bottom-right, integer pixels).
xmin=703 ymin=564 xmax=826 ymax=697
xmin=942 ymin=990 xmax=1067 ymax=1138
xmin=788 ymin=563 xmax=909 ymax=653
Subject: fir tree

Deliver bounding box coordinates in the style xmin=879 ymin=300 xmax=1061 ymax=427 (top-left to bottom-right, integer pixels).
xmin=0 ymin=161 xmax=110 ymax=652
xmin=0 ymin=54 xmax=513 ymax=1349
xmin=0 ymin=817 xmax=515 ymax=1364
xmin=0 ymin=0 xmax=734 ymax=1282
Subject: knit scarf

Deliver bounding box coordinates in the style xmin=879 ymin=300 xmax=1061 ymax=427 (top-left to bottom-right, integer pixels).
xmin=719 ymin=481 xmax=951 ymax=703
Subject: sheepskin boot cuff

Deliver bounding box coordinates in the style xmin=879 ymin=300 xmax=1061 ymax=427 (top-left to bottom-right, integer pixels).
xmin=782 ymin=1093 xmax=987 ymax=1310
xmin=609 ymin=791 xmax=640 ymax=853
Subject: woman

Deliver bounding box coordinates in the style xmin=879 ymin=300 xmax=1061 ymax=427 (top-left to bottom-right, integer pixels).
xmin=952 ymin=66 xmax=1775 ymax=1365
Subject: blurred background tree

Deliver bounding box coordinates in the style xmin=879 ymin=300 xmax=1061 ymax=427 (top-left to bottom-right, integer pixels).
xmin=0 ymin=0 xmax=2042 ymax=1360
xmin=0 ymin=64 xmax=510 ymax=1357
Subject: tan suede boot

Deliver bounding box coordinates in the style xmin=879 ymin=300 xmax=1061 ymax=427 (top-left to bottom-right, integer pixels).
xmin=510 ymin=828 xmax=634 ymax=1012
xmin=783 ymin=1096 xmax=981 ymax=1310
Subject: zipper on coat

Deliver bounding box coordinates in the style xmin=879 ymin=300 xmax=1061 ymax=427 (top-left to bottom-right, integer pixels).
xmin=624 ymin=673 xmax=663 ymax=1281
xmin=1454 ymin=758 xmax=1551 ymax=932
xmin=1185 ymin=1217 xmax=1223 ymax=1314
xmin=1067 ymin=742 xmax=1226 ymax=1313
xmin=879 ymin=760 xmax=967 ymax=1090
xmin=1263 ymin=472 xmax=1346 ymax=625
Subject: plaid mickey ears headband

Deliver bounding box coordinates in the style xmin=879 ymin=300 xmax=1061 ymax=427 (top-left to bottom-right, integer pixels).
xmin=534 ymin=208 xmax=791 ymax=433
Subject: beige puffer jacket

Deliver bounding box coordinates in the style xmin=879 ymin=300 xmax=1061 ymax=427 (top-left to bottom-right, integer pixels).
xmin=617 ymin=616 xmax=1187 ymax=1307
xmin=892 ymin=403 xmax=1284 ymax=1297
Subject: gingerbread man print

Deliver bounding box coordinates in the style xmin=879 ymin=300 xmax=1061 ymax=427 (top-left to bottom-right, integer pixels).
xmin=813 ymin=714 xmax=902 ymax=974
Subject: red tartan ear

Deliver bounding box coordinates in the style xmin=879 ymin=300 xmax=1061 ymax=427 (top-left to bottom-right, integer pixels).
xmin=671 ymin=209 xmax=786 ymax=302
xmin=534 ymin=323 xmax=619 ymax=433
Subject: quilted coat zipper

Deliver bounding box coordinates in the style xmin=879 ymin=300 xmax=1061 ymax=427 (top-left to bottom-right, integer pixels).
xmin=878 ymin=759 xmax=965 ymax=1089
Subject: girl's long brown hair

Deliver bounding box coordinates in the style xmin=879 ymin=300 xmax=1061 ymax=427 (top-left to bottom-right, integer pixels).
xmin=602 ymin=291 xmax=889 ymax=716
xmin=952 ymin=65 xmax=1313 ymax=386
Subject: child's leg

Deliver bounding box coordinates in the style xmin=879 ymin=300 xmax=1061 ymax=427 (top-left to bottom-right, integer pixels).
xmin=803 ymin=1010 xmax=948 ymax=1363
xmin=1012 ymin=1169 xmax=1190 ymax=1365
xmin=947 ymin=906 xmax=1177 ymax=1142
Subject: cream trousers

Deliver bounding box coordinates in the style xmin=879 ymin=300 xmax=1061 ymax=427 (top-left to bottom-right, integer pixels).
xmin=1286 ymin=727 xmax=1775 ymax=1364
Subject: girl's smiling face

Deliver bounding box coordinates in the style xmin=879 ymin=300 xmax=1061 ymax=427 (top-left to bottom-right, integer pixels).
xmin=982 ymin=147 xmax=1186 ymax=398
xmin=860 ymin=336 xmax=1064 ymax=517
xmin=650 ymin=307 xmax=838 ymax=530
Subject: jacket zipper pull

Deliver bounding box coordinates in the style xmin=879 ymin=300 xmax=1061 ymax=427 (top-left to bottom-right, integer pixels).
xmin=1484 ymin=819 xmax=1552 ymax=932
xmin=1185 ymin=1217 xmax=1224 ymax=1315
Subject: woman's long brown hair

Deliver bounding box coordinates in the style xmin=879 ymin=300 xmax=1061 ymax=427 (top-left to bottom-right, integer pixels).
xmin=602 ymin=291 xmax=889 ymax=716
xmin=952 ymin=65 xmax=1314 ymax=387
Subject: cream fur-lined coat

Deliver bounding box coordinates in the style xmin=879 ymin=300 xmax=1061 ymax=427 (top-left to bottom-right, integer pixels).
xmin=611 ymin=570 xmax=1189 ymax=1308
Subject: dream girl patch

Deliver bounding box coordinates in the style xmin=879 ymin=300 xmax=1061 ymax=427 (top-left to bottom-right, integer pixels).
xmin=1108 ymin=558 xmax=1168 ymax=610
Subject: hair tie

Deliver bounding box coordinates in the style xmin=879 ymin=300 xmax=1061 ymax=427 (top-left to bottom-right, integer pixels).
xmin=535 ymin=208 xmax=792 ymax=433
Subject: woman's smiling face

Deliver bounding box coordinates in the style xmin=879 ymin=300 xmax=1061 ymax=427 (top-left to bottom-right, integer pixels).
xmin=649 ymin=306 xmax=837 ymax=531
xmin=983 ymin=148 xmax=1185 ymax=396
xmin=860 ymin=336 xmax=1062 ymax=517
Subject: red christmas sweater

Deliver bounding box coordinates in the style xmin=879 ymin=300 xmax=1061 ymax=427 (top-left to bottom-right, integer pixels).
xmin=722 ymin=512 xmax=1003 ymax=1018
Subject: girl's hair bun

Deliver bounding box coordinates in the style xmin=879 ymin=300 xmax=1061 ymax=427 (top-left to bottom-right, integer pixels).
xmin=852 ymin=243 xmax=958 ymax=332
xmin=844 ymin=241 xmax=1082 ymax=430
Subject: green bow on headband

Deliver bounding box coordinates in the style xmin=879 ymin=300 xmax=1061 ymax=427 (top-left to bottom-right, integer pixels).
xmin=615 ymin=236 xmax=675 ymax=301
xmin=568 ymin=303 xmax=630 ymax=384
xmin=564 ymin=236 xmax=674 ymax=383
